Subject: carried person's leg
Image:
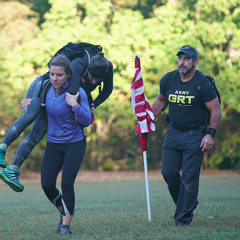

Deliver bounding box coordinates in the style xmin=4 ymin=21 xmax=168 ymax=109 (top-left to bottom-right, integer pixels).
xmin=0 ymin=110 xmax=48 ymax=192
xmin=0 ymin=75 xmax=44 ymax=168
xmin=11 ymin=109 xmax=47 ymax=169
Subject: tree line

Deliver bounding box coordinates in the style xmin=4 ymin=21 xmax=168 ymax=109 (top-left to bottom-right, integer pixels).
xmin=0 ymin=0 xmax=239 ymax=171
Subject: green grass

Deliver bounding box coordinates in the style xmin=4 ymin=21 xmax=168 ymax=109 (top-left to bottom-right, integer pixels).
xmin=0 ymin=174 xmax=239 ymax=240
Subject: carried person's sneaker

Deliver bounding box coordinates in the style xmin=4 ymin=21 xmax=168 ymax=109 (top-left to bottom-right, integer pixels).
xmin=0 ymin=148 xmax=7 ymax=168
xmin=58 ymin=224 xmax=72 ymax=235
xmin=0 ymin=168 xmax=24 ymax=192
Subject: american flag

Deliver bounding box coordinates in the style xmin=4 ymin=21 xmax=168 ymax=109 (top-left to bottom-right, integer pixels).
xmin=131 ymin=55 xmax=155 ymax=151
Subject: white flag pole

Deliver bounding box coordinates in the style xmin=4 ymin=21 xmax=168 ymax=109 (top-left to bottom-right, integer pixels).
xmin=143 ymin=150 xmax=151 ymax=222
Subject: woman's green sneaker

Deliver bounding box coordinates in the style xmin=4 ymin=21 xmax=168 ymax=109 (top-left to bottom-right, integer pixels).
xmin=0 ymin=148 xmax=7 ymax=168
xmin=0 ymin=168 xmax=24 ymax=192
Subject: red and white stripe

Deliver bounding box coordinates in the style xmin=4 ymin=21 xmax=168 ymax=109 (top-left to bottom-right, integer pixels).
xmin=131 ymin=55 xmax=155 ymax=135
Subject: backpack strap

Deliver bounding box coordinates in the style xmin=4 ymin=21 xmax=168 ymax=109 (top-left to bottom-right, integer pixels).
xmin=82 ymin=49 xmax=91 ymax=78
xmin=37 ymin=73 xmax=50 ymax=99
xmin=41 ymin=80 xmax=52 ymax=107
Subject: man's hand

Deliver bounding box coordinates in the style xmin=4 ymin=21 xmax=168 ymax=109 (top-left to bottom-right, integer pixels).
xmin=21 ymin=98 xmax=32 ymax=111
xmin=65 ymin=92 xmax=79 ymax=109
xmin=200 ymin=134 xmax=214 ymax=152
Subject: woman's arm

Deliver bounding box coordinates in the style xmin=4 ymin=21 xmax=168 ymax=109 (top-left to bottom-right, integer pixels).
xmin=65 ymin=88 xmax=92 ymax=127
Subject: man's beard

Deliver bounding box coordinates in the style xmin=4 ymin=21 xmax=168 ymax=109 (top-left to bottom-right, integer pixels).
xmin=178 ymin=65 xmax=195 ymax=75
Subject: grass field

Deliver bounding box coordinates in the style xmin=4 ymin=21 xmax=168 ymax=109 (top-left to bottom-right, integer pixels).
xmin=0 ymin=173 xmax=239 ymax=240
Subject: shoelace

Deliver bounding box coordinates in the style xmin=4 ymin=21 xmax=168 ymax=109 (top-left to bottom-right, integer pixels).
xmin=0 ymin=151 xmax=5 ymax=158
xmin=4 ymin=170 xmax=18 ymax=181
xmin=60 ymin=226 xmax=72 ymax=234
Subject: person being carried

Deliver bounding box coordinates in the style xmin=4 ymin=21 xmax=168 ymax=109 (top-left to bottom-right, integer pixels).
xmin=152 ymin=45 xmax=222 ymax=226
xmin=41 ymin=54 xmax=91 ymax=235
xmin=0 ymin=48 xmax=113 ymax=192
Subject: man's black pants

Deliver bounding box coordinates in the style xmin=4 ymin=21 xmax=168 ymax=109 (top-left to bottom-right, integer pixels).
xmin=161 ymin=124 xmax=206 ymax=224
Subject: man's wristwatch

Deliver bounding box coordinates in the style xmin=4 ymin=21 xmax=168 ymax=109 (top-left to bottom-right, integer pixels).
xmin=207 ymin=128 xmax=216 ymax=138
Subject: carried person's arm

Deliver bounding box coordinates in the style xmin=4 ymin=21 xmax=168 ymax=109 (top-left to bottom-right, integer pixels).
xmin=93 ymin=61 xmax=113 ymax=108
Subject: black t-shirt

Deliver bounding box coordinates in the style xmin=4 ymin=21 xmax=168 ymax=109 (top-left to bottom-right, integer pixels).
xmin=160 ymin=70 xmax=217 ymax=128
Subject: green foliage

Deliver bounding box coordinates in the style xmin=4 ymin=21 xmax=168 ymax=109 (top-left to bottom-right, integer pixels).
xmin=103 ymin=159 xmax=115 ymax=171
xmin=0 ymin=1 xmax=39 ymax=58
xmin=206 ymin=110 xmax=240 ymax=170
xmin=0 ymin=0 xmax=240 ymax=171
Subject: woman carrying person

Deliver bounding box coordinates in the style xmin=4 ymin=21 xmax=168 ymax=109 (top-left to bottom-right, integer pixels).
xmin=41 ymin=54 xmax=91 ymax=235
xmin=0 ymin=47 xmax=113 ymax=192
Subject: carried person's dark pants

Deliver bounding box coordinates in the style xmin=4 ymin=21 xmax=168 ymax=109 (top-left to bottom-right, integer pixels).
xmin=161 ymin=124 xmax=206 ymax=224
xmin=2 ymin=75 xmax=47 ymax=168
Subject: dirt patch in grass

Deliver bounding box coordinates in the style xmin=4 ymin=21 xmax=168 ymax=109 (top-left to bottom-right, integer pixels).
xmin=21 ymin=170 xmax=238 ymax=181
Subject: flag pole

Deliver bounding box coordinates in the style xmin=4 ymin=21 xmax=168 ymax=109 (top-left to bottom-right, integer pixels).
xmin=131 ymin=54 xmax=154 ymax=222
xmin=143 ymin=150 xmax=151 ymax=222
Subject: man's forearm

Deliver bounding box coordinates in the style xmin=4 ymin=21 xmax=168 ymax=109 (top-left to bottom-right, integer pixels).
xmin=152 ymin=98 xmax=166 ymax=119
xmin=209 ymin=108 xmax=222 ymax=129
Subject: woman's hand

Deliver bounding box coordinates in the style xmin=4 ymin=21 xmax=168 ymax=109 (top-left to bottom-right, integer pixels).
xmin=21 ymin=98 xmax=32 ymax=111
xmin=65 ymin=92 xmax=79 ymax=109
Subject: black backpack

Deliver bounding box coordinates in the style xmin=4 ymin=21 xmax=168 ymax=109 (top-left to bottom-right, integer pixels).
xmin=163 ymin=70 xmax=221 ymax=124
xmin=204 ymin=74 xmax=221 ymax=124
xmin=204 ymin=75 xmax=221 ymax=104
xmin=47 ymin=42 xmax=102 ymax=67
xmin=39 ymin=42 xmax=103 ymax=105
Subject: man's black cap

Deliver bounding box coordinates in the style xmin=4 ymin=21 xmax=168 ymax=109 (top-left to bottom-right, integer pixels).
xmin=176 ymin=45 xmax=198 ymax=60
